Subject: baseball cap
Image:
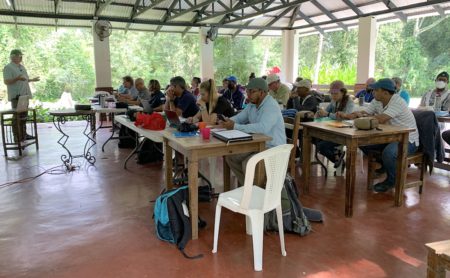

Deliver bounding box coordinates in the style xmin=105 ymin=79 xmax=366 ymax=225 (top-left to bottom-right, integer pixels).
xmin=329 ymin=80 xmax=345 ymax=94
xmin=436 ymin=71 xmax=449 ymax=80
xmin=293 ymin=79 xmax=311 ymax=89
xmin=369 ymin=78 xmax=396 ymax=92
xmin=266 ymin=73 xmax=280 ymax=84
xmin=10 ymin=49 xmax=23 ymax=56
xmin=246 ymin=78 xmax=268 ymax=92
xmin=227 ymin=75 xmax=237 ymax=83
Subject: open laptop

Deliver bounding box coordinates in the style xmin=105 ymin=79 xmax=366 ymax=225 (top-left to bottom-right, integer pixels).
xmin=15 ymin=95 xmax=29 ymax=113
xmin=164 ymin=110 xmax=181 ymax=128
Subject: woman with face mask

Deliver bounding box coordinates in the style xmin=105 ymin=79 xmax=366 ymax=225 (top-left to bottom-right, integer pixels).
xmin=420 ymin=71 xmax=450 ymax=111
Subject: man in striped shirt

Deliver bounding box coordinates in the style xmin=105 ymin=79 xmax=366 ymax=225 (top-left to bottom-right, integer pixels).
xmin=344 ymin=78 xmax=419 ymax=193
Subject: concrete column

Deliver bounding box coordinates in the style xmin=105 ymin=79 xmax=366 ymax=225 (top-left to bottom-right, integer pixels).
xmin=356 ymin=16 xmax=377 ymax=84
xmin=92 ymin=23 xmax=112 ymax=88
xmin=281 ymin=30 xmax=299 ymax=83
xmin=199 ymin=28 xmax=214 ymax=80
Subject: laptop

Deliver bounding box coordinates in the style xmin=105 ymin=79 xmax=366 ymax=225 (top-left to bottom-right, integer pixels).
xmin=212 ymin=130 xmax=253 ymax=143
xmin=15 ymin=95 xmax=29 ymax=113
xmin=164 ymin=110 xmax=181 ymax=128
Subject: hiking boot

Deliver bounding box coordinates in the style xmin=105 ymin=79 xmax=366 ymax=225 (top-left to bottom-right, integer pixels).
xmin=373 ymin=180 xmax=394 ymax=193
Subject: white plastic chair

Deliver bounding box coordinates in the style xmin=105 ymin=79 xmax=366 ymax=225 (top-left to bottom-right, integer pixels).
xmin=212 ymin=144 xmax=294 ymax=271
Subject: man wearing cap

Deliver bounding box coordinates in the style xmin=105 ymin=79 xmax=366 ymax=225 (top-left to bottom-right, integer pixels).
xmin=222 ymin=75 xmax=245 ymax=111
xmin=286 ymin=79 xmax=318 ymax=113
xmin=420 ymin=71 xmax=449 ymax=111
xmin=3 ymin=49 xmax=40 ymax=141
xmin=344 ymin=78 xmax=419 ymax=193
xmin=355 ymin=78 xmax=376 ymax=103
xmin=220 ymin=78 xmax=286 ymax=186
xmin=267 ymin=73 xmax=290 ymax=107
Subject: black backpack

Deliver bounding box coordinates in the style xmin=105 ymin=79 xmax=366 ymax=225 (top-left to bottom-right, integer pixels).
xmin=137 ymin=139 xmax=163 ymax=164
xmin=118 ymin=125 xmax=137 ymax=149
xmin=264 ymin=174 xmax=319 ymax=236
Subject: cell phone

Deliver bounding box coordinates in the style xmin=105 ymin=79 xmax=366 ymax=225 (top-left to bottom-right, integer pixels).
xmin=217 ymin=114 xmax=226 ymax=121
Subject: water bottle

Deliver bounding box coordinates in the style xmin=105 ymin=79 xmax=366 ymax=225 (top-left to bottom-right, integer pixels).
xmin=435 ymin=96 xmax=441 ymax=112
xmin=359 ymin=95 xmax=364 ymax=106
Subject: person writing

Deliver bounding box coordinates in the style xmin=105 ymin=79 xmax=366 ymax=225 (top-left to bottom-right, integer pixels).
xmin=315 ymin=87 xmax=354 ymax=168
xmin=3 ymin=49 xmax=40 ymax=142
xmin=187 ymin=79 xmax=234 ymax=125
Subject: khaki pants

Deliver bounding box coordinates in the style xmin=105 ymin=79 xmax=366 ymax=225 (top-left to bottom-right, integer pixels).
xmin=225 ymin=152 xmax=255 ymax=187
xmin=11 ymin=98 xmax=28 ymax=142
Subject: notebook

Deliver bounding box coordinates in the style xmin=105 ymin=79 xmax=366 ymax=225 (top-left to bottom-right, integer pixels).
xmin=212 ymin=130 xmax=253 ymax=143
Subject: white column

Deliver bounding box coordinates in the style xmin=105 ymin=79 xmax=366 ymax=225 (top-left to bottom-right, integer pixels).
xmin=281 ymin=30 xmax=299 ymax=83
xmin=356 ymin=16 xmax=377 ymax=84
xmin=92 ymin=24 xmax=112 ymax=88
xmin=199 ymin=28 xmax=214 ymax=80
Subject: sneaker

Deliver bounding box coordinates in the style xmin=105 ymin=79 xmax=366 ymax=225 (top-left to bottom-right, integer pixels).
xmin=373 ymin=180 xmax=394 ymax=193
xmin=334 ymin=151 xmax=345 ymax=168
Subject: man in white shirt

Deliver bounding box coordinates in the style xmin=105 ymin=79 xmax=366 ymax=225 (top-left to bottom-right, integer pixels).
xmin=344 ymin=78 xmax=419 ymax=193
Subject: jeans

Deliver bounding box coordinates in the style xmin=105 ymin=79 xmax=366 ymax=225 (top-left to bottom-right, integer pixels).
xmin=225 ymin=152 xmax=255 ymax=187
xmin=316 ymin=140 xmax=340 ymax=163
xmin=361 ymin=142 xmax=417 ymax=185
xmin=11 ymin=98 xmax=28 ymax=141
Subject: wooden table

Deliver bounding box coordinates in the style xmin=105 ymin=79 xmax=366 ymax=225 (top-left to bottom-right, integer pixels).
xmin=301 ymin=121 xmax=413 ymax=217
xmin=162 ymin=130 xmax=271 ymax=239
xmin=425 ymin=240 xmax=450 ymax=278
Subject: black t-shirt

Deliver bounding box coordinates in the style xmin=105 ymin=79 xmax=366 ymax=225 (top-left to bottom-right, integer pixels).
xmin=149 ymin=90 xmax=166 ymax=108
xmin=206 ymin=96 xmax=235 ymax=118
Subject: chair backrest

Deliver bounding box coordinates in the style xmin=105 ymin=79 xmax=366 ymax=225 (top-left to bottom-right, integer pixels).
xmin=240 ymin=144 xmax=294 ymax=212
xmin=284 ymin=112 xmax=302 ymax=178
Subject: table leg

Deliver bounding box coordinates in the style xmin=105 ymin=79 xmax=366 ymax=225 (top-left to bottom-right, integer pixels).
xmin=53 ymin=115 xmax=73 ymax=170
xmin=123 ymin=133 xmax=141 ymax=169
xmin=395 ymin=133 xmax=409 ymax=207
xmin=165 ymin=138 xmax=174 ymax=190
xmin=255 ymin=142 xmax=266 ymax=186
xmin=427 ymin=249 xmax=446 ymax=278
xmin=188 ymin=154 xmax=199 ymax=240
xmin=301 ymin=127 xmax=312 ymax=194
xmin=345 ymin=140 xmax=357 ymax=217
xmin=82 ymin=114 xmax=96 ymax=165
xmin=101 ymin=115 xmax=117 ymax=152
xmin=91 ymin=112 xmax=96 ymax=138
xmin=223 ymin=156 xmax=230 ymax=192
xmin=32 ymin=110 xmax=39 ymax=150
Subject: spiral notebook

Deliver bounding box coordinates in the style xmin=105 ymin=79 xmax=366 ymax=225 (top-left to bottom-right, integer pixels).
xmin=212 ymin=130 xmax=253 ymax=143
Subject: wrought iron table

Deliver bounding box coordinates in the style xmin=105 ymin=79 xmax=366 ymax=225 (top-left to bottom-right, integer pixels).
xmin=49 ymin=109 xmax=96 ymax=170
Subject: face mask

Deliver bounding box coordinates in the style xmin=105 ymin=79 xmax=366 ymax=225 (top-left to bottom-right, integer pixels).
xmin=436 ymin=81 xmax=446 ymax=89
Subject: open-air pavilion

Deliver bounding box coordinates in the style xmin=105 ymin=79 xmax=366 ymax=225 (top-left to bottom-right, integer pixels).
xmin=1 ymin=0 xmax=450 ymax=277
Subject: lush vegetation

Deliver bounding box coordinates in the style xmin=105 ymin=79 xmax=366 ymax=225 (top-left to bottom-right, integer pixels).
xmin=0 ymin=15 xmax=449 ymax=104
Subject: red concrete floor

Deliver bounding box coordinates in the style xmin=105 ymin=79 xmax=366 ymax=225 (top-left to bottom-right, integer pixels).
xmin=1 ymin=122 xmax=450 ymax=278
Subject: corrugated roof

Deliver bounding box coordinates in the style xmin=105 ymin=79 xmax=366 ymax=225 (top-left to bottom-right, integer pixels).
xmin=0 ymin=0 xmax=447 ymax=37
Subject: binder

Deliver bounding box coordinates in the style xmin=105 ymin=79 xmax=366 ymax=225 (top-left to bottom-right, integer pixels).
xmin=212 ymin=130 xmax=253 ymax=143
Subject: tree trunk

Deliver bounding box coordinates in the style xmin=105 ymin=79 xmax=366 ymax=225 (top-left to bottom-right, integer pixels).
xmin=313 ymin=34 xmax=324 ymax=84
xmin=260 ymin=38 xmax=270 ymax=76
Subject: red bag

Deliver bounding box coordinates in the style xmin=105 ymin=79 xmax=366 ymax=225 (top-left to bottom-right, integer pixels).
xmin=135 ymin=112 xmax=166 ymax=131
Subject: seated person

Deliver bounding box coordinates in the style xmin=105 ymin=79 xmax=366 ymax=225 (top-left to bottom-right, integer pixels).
xmin=147 ymin=79 xmax=165 ymax=112
xmin=342 ymin=78 xmax=419 ymax=193
xmin=117 ymin=76 xmax=138 ymax=100
xmin=218 ymin=78 xmax=228 ymax=95
xmin=188 ymin=79 xmax=234 ymax=125
xmin=220 ymin=78 xmax=286 ymax=186
xmin=392 ymin=77 xmax=410 ymax=105
xmin=355 ymin=78 xmax=376 ymax=103
xmin=315 ymin=88 xmax=355 ymax=167
xmin=117 ymin=78 xmax=149 ymax=105
xmin=286 ymin=79 xmax=318 ymax=113
xmin=420 ymin=71 xmax=449 ymax=111
xmin=164 ymin=76 xmax=199 ymax=118
xmin=222 ymin=75 xmax=245 ymax=111
xmin=267 ymin=73 xmax=290 ymax=107
xmin=190 ymin=77 xmax=201 ymax=98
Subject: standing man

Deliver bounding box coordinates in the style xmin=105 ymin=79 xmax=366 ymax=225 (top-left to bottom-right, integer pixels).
xmin=220 ymin=78 xmax=286 ymax=186
xmin=267 ymin=73 xmax=290 ymax=107
xmin=3 ymin=49 xmax=40 ymax=141
xmin=420 ymin=71 xmax=449 ymax=111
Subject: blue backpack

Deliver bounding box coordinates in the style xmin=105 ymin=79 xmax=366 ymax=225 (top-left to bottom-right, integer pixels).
xmin=154 ymin=186 xmax=203 ymax=259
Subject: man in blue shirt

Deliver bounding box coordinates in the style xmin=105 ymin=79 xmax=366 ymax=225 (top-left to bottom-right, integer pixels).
xmin=392 ymin=77 xmax=410 ymax=105
xmin=164 ymin=76 xmax=199 ymax=118
xmin=222 ymin=75 xmax=245 ymax=111
xmin=355 ymin=78 xmax=376 ymax=103
xmin=119 ymin=76 xmax=138 ymax=100
xmin=221 ymin=78 xmax=286 ymax=186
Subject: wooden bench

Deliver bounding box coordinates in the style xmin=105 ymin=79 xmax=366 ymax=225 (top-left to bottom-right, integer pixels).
xmin=425 ymin=240 xmax=450 ymax=278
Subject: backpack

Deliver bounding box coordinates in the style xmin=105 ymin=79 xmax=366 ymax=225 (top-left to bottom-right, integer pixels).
xmin=137 ymin=139 xmax=163 ymax=164
xmin=264 ymin=174 xmax=313 ymax=236
xmin=118 ymin=125 xmax=137 ymax=149
xmin=154 ymin=186 xmax=204 ymax=259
